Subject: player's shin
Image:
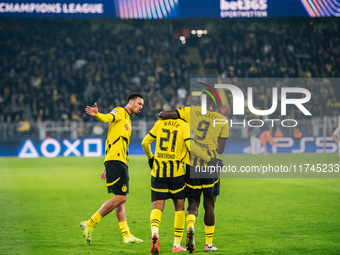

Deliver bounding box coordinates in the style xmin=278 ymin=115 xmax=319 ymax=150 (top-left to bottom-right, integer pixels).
xmin=119 ymin=221 xmax=131 ymax=238
xmin=174 ymin=210 xmax=185 ymax=247
xmin=205 ymin=225 xmax=215 ymax=245
xmin=186 ymin=214 xmax=196 ymax=230
xmin=87 ymin=211 xmax=102 ymax=228
xmin=150 ymin=209 xmax=162 ymax=235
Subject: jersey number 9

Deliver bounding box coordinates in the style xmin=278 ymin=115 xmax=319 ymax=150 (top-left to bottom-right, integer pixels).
xmin=195 ymin=120 xmax=210 ymax=141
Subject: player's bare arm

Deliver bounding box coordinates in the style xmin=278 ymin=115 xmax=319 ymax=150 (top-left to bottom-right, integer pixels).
xmin=217 ymin=137 xmax=227 ymax=154
xmin=85 ymin=102 xmax=98 ymax=116
xmin=158 ymin=110 xmax=179 ymax=119
xmin=333 ymin=134 xmax=338 ymax=144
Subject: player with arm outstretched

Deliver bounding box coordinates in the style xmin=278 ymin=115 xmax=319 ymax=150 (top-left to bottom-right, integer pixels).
xmin=80 ymin=93 xmax=144 ymax=245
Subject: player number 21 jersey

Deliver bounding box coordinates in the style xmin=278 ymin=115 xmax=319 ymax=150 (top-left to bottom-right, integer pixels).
xmin=144 ymin=119 xmax=190 ymax=178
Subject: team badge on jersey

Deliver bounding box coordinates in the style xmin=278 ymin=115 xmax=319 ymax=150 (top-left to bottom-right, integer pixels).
xmin=122 ymin=184 xmax=127 ymax=192
xmin=124 ymin=124 xmax=131 ymax=131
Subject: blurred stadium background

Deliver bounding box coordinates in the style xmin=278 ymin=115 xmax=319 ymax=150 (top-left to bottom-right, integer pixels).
xmin=1 ymin=1 xmax=340 ymax=255
xmin=0 ymin=0 xmax=339 ymax=157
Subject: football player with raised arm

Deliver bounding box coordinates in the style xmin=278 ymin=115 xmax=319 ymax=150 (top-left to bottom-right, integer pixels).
xmin=80 ymin=93 xmax=144 ymax=245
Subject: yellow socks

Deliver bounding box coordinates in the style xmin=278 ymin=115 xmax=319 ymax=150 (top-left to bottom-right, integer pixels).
xmin=186 ymin=214 xmax=196 ymax=230
xmin=119 ymin=221 xmax=131 ymax=238
xmin=205 ymin=225 xmax=215 ymax=245
xmin=87 ymin=211 xmax=102 ymax=228
xmin=150 ymin=209 xmax=162 ymax=235
xmin=174 ymin=210 xmax=185 ymax=246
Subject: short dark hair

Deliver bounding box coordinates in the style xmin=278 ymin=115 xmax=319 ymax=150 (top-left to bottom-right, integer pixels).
xmin=128 ymin=93 xmax=143 ymax=101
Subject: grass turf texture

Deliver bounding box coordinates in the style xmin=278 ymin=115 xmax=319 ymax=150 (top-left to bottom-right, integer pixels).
xmin=0 ymin=154 xmax=339 ymax=254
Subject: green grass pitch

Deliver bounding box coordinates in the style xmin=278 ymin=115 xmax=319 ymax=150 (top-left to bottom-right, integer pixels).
xmin=1 ymin=153 xmax=340 ymax=254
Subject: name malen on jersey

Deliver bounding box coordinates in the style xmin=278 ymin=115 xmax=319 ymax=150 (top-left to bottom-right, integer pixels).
xmin=163 ymin=120 xmax=180 ymax=128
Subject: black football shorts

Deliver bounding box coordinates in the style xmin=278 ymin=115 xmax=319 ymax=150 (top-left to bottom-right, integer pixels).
xmin=104 ymin=160 xmax=129 ymax=195
xmin=151 ymin=175 xmax=186 ymax=202
xmin=185 ymin=164 xmax=220 ymax=198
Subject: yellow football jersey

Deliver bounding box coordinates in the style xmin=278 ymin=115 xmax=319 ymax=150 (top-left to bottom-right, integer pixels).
xmin=95 ymin=107 xmax=131 ymax=164
xmin=177 ymin=106 xmax=229 ymax=164
xmin=142 ymin=119 xmax=191 ymax=178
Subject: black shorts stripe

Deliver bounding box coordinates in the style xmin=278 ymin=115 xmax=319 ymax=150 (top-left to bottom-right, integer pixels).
xmin=151 ymin=175 xmax=186 ymax=202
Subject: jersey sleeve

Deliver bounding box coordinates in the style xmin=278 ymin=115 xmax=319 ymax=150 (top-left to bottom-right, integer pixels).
xmin=141 ymin=120 xmax=161 ymax=159
xmin=95 ymin=112 xmax=114 ymax=123
xmin=177 ymin=107 xmax=190 ymax=123
xmin=94 ymin=107 xmax=122 ymax=123
xmin=110 ymin=108 xmax=123 ymax=122
xmin=219 ymin=118 xmax=229 ymax=139
xmin=148 ymin=120 xmax=161 ymax=138
xmin=141 ymin=134 xmax=155 ymax=159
